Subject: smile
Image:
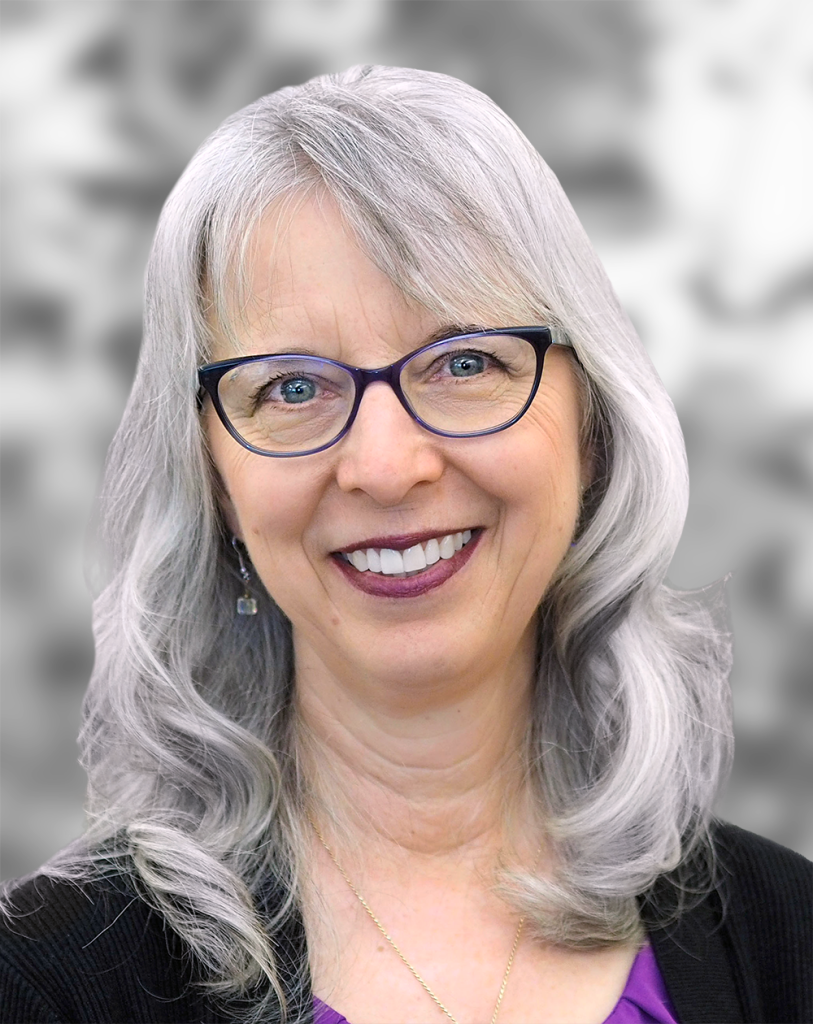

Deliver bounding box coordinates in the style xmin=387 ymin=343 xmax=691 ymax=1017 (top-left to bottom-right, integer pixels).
xmin=339 ymin=530 xmax=474 ymax=577
xmin=331 ymin=528 xmax=482 ymax=598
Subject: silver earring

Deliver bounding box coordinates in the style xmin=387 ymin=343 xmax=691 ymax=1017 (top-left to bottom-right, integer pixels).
xmin=232 ymin=536 xmax=258 ymax=616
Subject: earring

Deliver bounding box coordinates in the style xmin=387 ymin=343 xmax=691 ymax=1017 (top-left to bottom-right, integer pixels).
xmin=232 ymin=536 xmax=258 ymax=616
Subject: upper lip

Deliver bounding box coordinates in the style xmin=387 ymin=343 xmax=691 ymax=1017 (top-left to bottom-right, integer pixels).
xmin=333 ymin=528 xmax=480 ymax=554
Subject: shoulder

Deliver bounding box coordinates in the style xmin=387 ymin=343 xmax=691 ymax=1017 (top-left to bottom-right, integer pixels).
xmin=712 ymin=817 xmax=813 ymax=878
xmin=713 ymin=822 xmax=812 ymax=1019
xmin=647 ymin=821 xmax=812 ymax=1024
xmin=710 ymin=819 xmax=813 ymax=927
xmin=0 ymin=870 xmax=222 ymax=1023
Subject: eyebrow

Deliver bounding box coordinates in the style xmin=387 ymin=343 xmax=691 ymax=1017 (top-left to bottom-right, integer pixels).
xmin=259 ymin=345 xmax=321 ymax=357
xmin=424 ymin=323 xmax=485 ymax=344
xmin=254 ymin=324 xmax=485 ymax=359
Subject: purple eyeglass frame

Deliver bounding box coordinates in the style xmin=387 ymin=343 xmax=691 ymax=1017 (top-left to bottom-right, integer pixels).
xmin=198 ymin=326 xmax=567 ymax=458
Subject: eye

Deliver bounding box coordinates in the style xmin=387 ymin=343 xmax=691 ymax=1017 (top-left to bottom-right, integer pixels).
xmin=278 ymin=377 xmax=317 ymax=403
xmin=251 ymin=373 xmax=321 ymax=407
xmin=447 ymin=352 xmax=487 ymax=377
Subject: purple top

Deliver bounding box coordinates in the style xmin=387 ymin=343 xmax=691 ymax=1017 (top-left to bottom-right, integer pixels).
xmin=602 ymin=944 xmax=679 ymax=1024
xmin=313 ymin=943 xmax=679 ymax=1024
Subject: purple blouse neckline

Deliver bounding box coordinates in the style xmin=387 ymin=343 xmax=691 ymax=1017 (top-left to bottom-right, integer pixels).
xmin=602 ymin=943 xmax=679 ymax=1023
xmin=312 ymin=942 xmax=679 ymax=1024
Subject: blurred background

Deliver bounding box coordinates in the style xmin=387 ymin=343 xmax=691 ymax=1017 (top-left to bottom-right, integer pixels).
xmin=2 ymin=0 xmax=811 ymax=880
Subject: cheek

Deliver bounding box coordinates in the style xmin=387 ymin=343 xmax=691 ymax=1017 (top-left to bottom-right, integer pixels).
xmin=241 ymin=475 xmax=321 ymax=557
xmin=209 ymin=431 xmax=326 ymax=565
xmin=471 ymin=410 xmax=583 ymax=581
xmin=226 ymin=464 xmax=332 ymax=622
xmin=490 ymin=410 xmax=582 ymax=518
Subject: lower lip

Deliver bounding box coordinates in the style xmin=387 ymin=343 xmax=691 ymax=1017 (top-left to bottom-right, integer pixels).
xmin=331 ymin=531 xmax=482 ymax=598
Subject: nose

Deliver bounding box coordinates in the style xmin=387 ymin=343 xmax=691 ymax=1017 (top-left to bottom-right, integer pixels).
xmin=334 ymin=382 xmax=445 ymax=504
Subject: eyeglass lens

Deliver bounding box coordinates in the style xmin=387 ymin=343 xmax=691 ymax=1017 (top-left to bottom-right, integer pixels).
xmin=215 ymin=334 xmax=539 ymax=455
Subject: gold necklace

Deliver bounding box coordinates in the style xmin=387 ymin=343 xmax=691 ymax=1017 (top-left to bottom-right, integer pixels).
xmin=309 ymin=816 xmax=525 ymax=1024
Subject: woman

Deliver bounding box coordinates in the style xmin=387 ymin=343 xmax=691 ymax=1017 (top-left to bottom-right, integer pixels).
xmin=1 ymin=66 xmax=809 ymax=1024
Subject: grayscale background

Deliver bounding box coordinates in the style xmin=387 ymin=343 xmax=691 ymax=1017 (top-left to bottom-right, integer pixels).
xmin=2 ymin=0 xmax=812 ymax=880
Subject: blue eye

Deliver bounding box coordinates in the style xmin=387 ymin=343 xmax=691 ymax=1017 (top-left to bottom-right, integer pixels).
xmin=280 ymin=378 xmax=316 ymax=403
xmin=448 ymin=352 xmax=486 ymax=377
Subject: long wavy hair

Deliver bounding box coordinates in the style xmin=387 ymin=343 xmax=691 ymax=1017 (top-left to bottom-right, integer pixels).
xmin=36 ymin=66 xmax=732 ymax=1022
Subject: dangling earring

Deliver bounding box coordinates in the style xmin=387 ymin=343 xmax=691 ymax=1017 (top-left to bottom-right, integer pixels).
xmin=232 ymin=536 xmax=258 ymax=616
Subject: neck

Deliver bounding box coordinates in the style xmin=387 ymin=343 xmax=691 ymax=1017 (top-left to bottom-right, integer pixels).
xmin=295 ymin=632 xmax=537 ymax=859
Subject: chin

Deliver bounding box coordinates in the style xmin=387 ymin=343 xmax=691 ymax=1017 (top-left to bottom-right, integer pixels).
xmin=328 ymin=623 xmax=512 ymax=699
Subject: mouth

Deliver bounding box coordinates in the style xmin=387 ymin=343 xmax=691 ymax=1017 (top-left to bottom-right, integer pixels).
xmin=331 ymin=528 xmax=482 ymax=597
xmin=338 ymin=529 xmax=475 ymax=577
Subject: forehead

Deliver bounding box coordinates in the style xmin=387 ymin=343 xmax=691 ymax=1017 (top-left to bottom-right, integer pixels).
xmin=214 ymin=195 xmax=442 ymax=363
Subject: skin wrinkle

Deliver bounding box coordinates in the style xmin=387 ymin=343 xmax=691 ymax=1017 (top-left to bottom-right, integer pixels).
xmin=307 ymin=723 xmax=518 ymax=833
xmin=479 ymin=392 xmax=580 ymax=637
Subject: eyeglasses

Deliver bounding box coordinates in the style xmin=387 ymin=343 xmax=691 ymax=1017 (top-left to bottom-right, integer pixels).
xmin=198 ymin=327 xmax=567 ymax=458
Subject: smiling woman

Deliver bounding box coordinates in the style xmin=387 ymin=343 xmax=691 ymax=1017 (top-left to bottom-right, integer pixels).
xmin=204 ymin=201 xmax=585 ymax=695
xmin=1 ymin=66 xmax=810 ymax=1024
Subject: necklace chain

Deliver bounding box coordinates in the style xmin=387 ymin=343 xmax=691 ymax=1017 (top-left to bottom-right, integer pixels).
xmin=309 ymin=816 xmax=525 ymax=1024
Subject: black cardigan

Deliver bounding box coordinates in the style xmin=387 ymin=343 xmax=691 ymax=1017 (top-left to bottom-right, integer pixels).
xmin=1 ymin=822 xmax=810 ymax=1024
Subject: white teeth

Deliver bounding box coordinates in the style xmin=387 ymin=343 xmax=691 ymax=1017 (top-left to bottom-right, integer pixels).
xmin=424 ymin=538 xmax=440 ymax=565
xmin=350 ymin=549 xmax=368 ymax=572
xmin=379 ymin=548 xmax=405 ymax=575
xmin=438 ymin=534 xmax=456 ymax=560
xmin=342 ymin=530 xmax=476 ymax=576
xmin=402 ymin=544 xmax=427 ymax=572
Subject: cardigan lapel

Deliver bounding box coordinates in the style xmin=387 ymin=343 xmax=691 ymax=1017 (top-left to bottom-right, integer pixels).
xmin=646 ymin=894 xmax=744 ymax=1023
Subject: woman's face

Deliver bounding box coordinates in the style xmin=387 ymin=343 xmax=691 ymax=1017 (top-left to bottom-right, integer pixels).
xmin=205 ymin=198 xmax=587 ymax=697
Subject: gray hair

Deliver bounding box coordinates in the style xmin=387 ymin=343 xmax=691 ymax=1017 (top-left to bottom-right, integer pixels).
xmin=40 ymin=66 xmax=733 ymax=1021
